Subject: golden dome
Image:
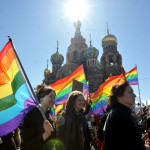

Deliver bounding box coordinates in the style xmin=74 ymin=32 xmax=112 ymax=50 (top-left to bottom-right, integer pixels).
xmin=102 ymin=23 xmax=117 ymax=43
xmin=102 ymin=34 xmax=117 ymax=43
xmin=44 ymin=59 xmax=50 ymax=76
xmin=44 ymin=69 xmax=50 ymax=75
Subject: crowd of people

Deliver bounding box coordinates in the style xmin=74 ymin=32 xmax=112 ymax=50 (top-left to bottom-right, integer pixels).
xmin=1 ymin=81 xmax=150 ymax=150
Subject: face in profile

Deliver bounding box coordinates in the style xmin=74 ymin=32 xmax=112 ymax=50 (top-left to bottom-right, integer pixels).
xmin=74 ymin=95 xmax=85 ymax=112
xmin=41 ymin=90 xmax=56 ymax=109
xmin=118 ymin=85 xmax=136 ymax=107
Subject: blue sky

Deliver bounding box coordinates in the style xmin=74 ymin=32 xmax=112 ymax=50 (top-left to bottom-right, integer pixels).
xmin=0 ymin=0 xmax=150 ymax=104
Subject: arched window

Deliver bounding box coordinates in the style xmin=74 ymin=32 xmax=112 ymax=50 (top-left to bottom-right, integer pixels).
xmin=88 ymin=60 xmax=89 ymax=66
xmin=73 ymin=51 xmax=77 ymax=63
xmin=95 ymin=60 xmax=97 ymax=65
xmin=81 ymin=51 xmax=85 ymax=62
xmin=67 ymin=53 xmax=71 ymax=63
xmin=90 ymin=60 xmax=92 ymax=66
xmin=57 ymin=64 xmax=60 ymax=70
xmin=55 ymin=65 xmax=59 ymax=71
xmin=109 ymin=56 xmax=114 ymax=66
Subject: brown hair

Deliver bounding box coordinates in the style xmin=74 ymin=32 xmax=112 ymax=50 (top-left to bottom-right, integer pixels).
xmin=36 ymin=85 xmax=55 ymax=101
xmin=108 ymin=81 xmax=130 ymax=107
xmin=66 ymin=90 xmax=84 ymax=114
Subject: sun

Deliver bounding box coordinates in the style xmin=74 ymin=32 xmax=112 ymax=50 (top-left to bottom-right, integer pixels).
xmin=64 ymin=0 xmax=88 ymax=21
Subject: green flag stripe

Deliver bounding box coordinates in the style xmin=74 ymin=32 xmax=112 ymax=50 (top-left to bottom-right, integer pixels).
xmin=11 ymin=71 xmax=25 ymax=94
xmin=0 ymin=94 xmax=17 ymax=111
xmin=0 ymin=71 xmax=25 ymax=111
xmin=55 ymin=86 xmax=72 ymax=99
xmin=56 ymin=79 xmax=86 ymax=99
xmin=91 ymin=94 xmax=108 ymax=107
xmin=126 ymin=74 xmax=137 ymax=80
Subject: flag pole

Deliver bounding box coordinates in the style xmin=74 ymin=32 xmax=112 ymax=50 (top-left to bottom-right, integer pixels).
xmin=82 ymin=64 xmax=92 ymax=104
xmin=8 ymin=37 xmax=47 ymax=120
xmin=136 ymin=65 xmax=142 ymax=106
xmin=86 ymin=81 xmax=92 ymax=104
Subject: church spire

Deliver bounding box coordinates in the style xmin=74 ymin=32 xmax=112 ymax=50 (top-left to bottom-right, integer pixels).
xmin=57 ymin=40 xmax=59 ymax=53
xmin=56 ymin=40 xmax=59 ymax=53
xmin=106 ymin=22 xmax=110 ymax=34
xmin=89 ymin=34 xmax=92 ymax=46
xmin=74 ymin=20 xmax=81 ymax=36
xmin=46 ymin=59 xmax=48 ymax=69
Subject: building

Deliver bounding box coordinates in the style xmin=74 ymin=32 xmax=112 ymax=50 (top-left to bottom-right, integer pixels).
xmin=43 ymin=20 xmax=122 ymax=93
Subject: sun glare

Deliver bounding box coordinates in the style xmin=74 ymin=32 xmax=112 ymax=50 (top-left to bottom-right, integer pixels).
xmin=64 ymin=0 xmax=88 ymax=21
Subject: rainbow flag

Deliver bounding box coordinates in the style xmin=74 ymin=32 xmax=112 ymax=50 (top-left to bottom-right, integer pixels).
xmin=55 ymin=104 xmax=65 ymax=115
xmin=0 ymin=41 xmax=37 ymax=137
xmin=90 ymin=67 xmax=138 ymax=115
xmin=50 ymin=65 xmax=89 ymax=106
xmin=106 ymin=67 xmax=138 ymax=85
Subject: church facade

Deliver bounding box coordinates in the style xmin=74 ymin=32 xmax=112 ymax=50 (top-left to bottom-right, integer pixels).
xmin=43 ymin=20 xmax=122 ymax=93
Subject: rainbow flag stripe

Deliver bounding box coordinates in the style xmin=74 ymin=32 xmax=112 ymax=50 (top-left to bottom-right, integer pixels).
xmin=50 ymin=65 xmax=88 ymax=105
xmin=126 ymin=67 xmax=138 ymax=85
xmin=0 ymin=41 xmax=36 ymax=137
xmin=91 ymin=67 xmax=138 ymax=115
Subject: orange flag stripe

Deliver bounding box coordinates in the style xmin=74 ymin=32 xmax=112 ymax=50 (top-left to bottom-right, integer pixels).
xmin=0 ymin=47 xmax=16 ymax=74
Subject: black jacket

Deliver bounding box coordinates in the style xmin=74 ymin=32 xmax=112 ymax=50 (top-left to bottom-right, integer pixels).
xmin=20 ymin=107 xmax=56 ymax=150
xmin=58 ymin=110 xmax=92 ymax=150
xmin=0 ymin=129 xmax=20 ymax=150
xmin=97 ymin=112 xmax=108 ymax=141
xmin=104 ymin=102 xmax=146 ymax=150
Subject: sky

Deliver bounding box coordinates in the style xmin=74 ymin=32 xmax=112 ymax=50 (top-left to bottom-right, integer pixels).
xmin=0 ymin=0 xmax=150 ymax=104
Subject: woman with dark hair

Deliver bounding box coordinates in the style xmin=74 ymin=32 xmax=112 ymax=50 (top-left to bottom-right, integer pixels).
xmin=21 ymin=85 xmax=56 ymax=150
xmin=104 ymin=81 xmax=150 ymax=150
xmin=58 ymin=90 xmax=93 ymax=150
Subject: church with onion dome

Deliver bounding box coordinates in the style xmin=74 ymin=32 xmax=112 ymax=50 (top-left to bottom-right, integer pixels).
xmin=43 ymin=20 xmax=122 ymax=93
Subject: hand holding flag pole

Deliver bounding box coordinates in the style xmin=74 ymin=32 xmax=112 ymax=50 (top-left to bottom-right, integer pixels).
xmin=87 ymin=81 xmax=92 ymax=105
xmin=8 ymin=37 xmax=47 ymax=121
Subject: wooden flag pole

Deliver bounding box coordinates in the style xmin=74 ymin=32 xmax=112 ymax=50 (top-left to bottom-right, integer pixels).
xmin=8 ymin=37 xmax=47 ymax=120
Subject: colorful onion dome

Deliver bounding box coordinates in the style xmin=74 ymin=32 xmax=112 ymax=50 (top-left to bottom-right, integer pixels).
xmin=50 ymin=41 xmax=64 ymax=64
xmin=84 ymin=45 xmax=99 ymax=59
xmin=84 ymin=35 xmax=99 ymax=59
xmin=51 ymin=51 xmax=64 ymax=64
